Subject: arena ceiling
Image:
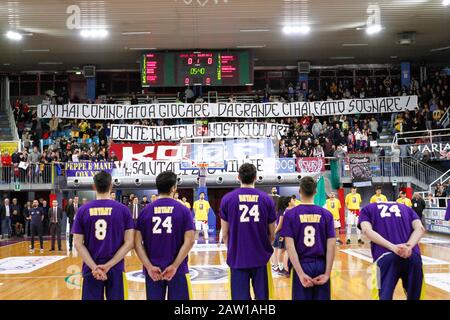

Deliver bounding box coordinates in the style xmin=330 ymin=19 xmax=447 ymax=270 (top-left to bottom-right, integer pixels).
xmin=0 ymin=0 xmax=449 ymax=71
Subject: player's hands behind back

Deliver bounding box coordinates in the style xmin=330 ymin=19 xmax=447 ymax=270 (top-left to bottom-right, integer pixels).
xmin=297 ymin=272 xmax=314 ymax=288
xmin=92 ymin=265 xmax=108 ymax=281
xmin=162 ymin=264 xmax=178 ymax=281
xmin=146 ymin=265 xmax=163 ymax=281
xmin=312 ymin=274 xmax=330 ymax=285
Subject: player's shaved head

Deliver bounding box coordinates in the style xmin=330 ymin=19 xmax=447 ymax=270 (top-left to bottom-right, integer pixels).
xmin=299 ymin=176 xmax=317 ymax=197
xmin=94 ymin=171 xmax=112 ymax=194
xmin=238 ymin=163 xmax=257 ymax=185
xmin=156 ymin=171 xmax=177 ymax=195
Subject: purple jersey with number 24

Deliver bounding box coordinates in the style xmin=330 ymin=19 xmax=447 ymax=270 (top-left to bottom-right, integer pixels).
xmin=280 ymin=204 xmax=335 ymax=262
xmin=358 ymin=202 xmax=421 ymax=261
xmin=220 ymin=188 xmax=277 ymax=269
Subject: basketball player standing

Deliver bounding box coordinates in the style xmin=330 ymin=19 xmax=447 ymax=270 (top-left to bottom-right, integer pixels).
xmin=359 ymin=202 xmax=425 ymax=300
xmin=135 ymin=171 xmax=195 ymax=300
xmin=281 ymin=176 xmax=336 ymax=300
xmin=220 ymin=163 xmax=276 ymax=300
xmin=72 ymin=171 xmax=135 ymax=300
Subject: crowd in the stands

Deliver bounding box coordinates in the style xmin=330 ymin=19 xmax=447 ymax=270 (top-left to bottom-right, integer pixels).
xmin=5 ymin=71 xmax=449 ymax=178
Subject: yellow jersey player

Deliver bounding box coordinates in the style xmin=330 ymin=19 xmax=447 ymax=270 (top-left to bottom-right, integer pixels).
xmin=396 ymin=191 xmax=412 ymax=207
xmin=370 ymin=186 xmax=388 ymax=203
xmin=193 ymin=192 xmax=211 ymax=243
xmin=181 ymin=196 xmax=191 ymax=209
xmin=326 ymin=192 xmax=342 ymax=245
xmin=345 ymin=187 xmax=363 ymax=245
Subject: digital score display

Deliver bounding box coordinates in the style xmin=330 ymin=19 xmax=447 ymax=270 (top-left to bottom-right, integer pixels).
xmin=141 ymin=51 xmax=253 ymax=87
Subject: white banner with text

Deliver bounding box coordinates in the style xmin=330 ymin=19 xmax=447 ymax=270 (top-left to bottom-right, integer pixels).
xmin=37 ymin=96 xmax=417 ymax=119
xmin=110 ymin=122 xmax=289 ymax=141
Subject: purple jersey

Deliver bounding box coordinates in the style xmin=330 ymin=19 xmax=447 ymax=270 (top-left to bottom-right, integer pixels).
xmin=280 ymin=204 xmax=335 ymax=262
xmin=358 ymin=202 xmax=421 ymax=261
xmin=72 ymin=199 xmax=134 ymax=274
xmin=137 ymin=198 xmax=194 ymax=275
xmin=220 ymin=188 xmax=277 ymax=269
xmin=445 ymin=206 xmax=450 ymax=221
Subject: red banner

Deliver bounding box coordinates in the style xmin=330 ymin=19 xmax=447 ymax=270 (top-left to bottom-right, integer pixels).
xmin=109 ymin=142 xmax=179 ymax=162
xmin=296 ymin=157 xmax=325 ymax=173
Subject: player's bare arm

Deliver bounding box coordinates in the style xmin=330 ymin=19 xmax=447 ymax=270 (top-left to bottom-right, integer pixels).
xmin=268 ymin=222 xmax=276 ymax=244
xmin=274 ymin=216 xmax=284 ymax=234
xmin=285 ymin=237 xmax=314 ymax=288
xmin=313 ymin=238 xmax=336 ymax=285
xmin=134 ymin=230 xmax=162 ymax=281
xmin=360 ymin=221 xmax=403 ymax=256
xmin=97 ymin=229 xmax=135 ymax=274
xmin=73 ymin=233 xmax=106 ymax=280
xmin=162 ymin=230 xmax=195 ymax=281
xmin=220 ymin=219 xmax=229 ymax=246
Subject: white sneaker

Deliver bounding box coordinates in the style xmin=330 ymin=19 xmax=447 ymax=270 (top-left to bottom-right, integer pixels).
xmin=40 ymin=249 xmax=44 ymax=253
xmin=29 ymin=249 xmax=35 ymax=254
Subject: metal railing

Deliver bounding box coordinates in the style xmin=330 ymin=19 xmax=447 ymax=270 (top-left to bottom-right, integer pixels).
xmin=438 ymin=107 xmax=450 ymax=128
xmin=429 ymin=169 xmax=450 ymax=192
xmin=5 ymin=99 xmax=19 ymax=141
xmin=0 ymin=163 xmax=58 ymax=189
xmin=339 ymin=156 xmax=443 ymax=189
xmin=393 ymin=128 xmax=450 ymax=145
xmin=424 ymin=197 xmax=449 ymax=209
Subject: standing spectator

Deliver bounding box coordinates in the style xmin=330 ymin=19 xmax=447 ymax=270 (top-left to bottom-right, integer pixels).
xmin=0 ymin=198 xmax=12 ymax=239
xmin=369 ymin=117 xmax=379 ymax=140
xmin=1 ymin=151 xmax=12 ymax=183
xmin=311 ymin=119 xmax=322 ymax=138
xmin=391 ymin=146 xmax=401 ymax=176
xmin=11 ymin=209 xmax=24 ymax=237
xmin=11 ymin=198 xmax=23 ymax=236
xmin=28 ymin=200 xmax=44 ymax=253
xmin=66 ymin=196 xmax=79 ymax=251
xmin=48 ymin=199 xmax=63 ymax=251
xmin=128 ymin=196 xmax=142 ymax=226
xmin=23 ymin=201 xmax=32 ymax=237
xmin=41 ymin=200 xmax=50 ymax=235
xmin=411 ymin=193 xmax=426 ymax=220
xmin=49 ymin=116 xmax=59 ymax=139
xmin=30 ymin=146 xmax=41 ymax=183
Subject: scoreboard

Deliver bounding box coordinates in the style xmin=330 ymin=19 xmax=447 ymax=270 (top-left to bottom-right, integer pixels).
xmin=141 ymin=51 xmax=254 ymax=87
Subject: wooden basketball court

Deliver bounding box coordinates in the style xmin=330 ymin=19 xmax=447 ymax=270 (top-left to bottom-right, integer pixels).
xmin=0 ymin=234 xmax=449 ymax=300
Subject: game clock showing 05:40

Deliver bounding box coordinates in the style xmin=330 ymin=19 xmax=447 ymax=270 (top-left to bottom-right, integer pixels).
xmin=141 ymin=50 xmax=253 ymax=87
xmin=178 ymin=52 xmax=216 ymax=86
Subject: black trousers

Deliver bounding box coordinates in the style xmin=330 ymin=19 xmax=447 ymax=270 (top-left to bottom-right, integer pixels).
xmin=30 ymin=223 xmax=43 ymax=249
xmin=49 ymin=222 xmax=61 ymax=250
xmin=68 ymin=222 xmax=73 ymax=250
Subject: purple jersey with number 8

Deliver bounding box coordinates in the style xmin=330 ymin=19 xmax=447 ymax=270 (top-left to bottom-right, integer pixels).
xmin=72 ymin=199 xmax=134 ymax=275
xmin=280 ymin=204 xmax=335 ymax=262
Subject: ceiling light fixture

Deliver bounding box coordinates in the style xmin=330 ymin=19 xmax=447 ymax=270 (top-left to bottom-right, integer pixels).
xmin=6 ymin=30 xmax=22 ymax=41
xmin=80 ymin=29 xmax=108 ymax=39
xmin=282 ymin=25 xmax=310 ymax=35
xmin=23 ymin=49 xmax=50 ymax=52
xmin=366 ymin=24 xmax=382 ymax=35
xmin=129 ymin=47 xmax=157 ymax=51
xmin=330 ymin=56 xmax=355 ymax=60
xmin=38 ymin=62 xmax=63 ymax=65
xmin=236 ymin=45 xmax=266 ymax=48
xmin=239 ymin=29 xmax=270 ymax=32
xmin=430 ymin=46 xmax=450 ymax=52
xmin=342 ymin=43 xmax=368 ymax=47
xmin=121 ymin=31 xmax=151 ymax=35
